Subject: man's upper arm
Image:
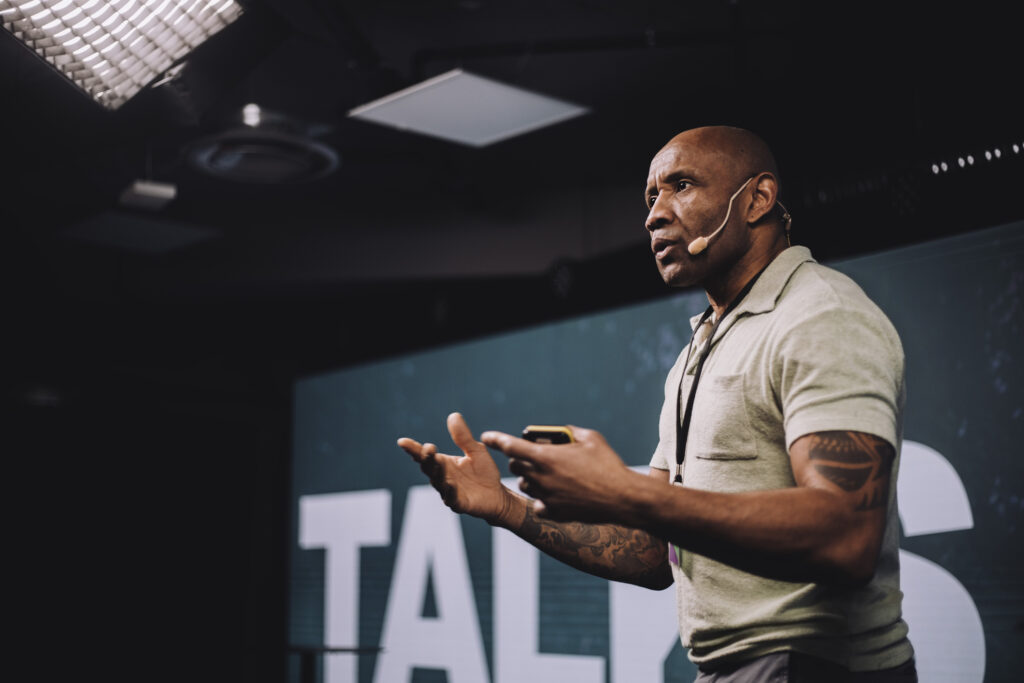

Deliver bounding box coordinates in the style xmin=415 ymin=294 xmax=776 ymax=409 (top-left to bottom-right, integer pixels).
xmin=789 ymin=430 xmax=895 ymax=580
xmin=789 ymin=431 xmax=895 ymax=511
xmin=777 ymin=305 xmax=904 ymax=454
xmin=775 ymin=298 xmax=903 ymax=576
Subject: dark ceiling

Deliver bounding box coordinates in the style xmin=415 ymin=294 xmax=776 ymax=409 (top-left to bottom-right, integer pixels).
xmin=3 ymin=0 xmax=1022 ymax=377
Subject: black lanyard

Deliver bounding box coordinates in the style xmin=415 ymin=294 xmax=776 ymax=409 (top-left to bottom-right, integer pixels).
xmin=673 ymin=267 xmax=768 ymax=483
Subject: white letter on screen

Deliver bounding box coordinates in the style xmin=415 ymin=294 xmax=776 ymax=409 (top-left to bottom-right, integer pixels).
xmin=373 ymin=486 xmax=490 ymax=683
xmin=897 ymin=441 xmax=984 ymax=682
xmin=608 ymin=467 xmax=681 ymax=683
xmin=609 ymin=581 xmax=680 ymax=683
xmin=299 ymin=490 xmax=392 ymax=683
xmin=494 ymin=478 xmax=605 ymax=683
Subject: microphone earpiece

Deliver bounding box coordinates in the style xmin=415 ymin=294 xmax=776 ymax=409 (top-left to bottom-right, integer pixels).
xmin=688 ymin=236 xmax=709 ymax=255
xmin=686 ymin=177 xmax=753 ymax=256
xmin=686 ymin=182 xmax=793 ymax=254
xmin=777 ymin=200 xmax=793 ymax=245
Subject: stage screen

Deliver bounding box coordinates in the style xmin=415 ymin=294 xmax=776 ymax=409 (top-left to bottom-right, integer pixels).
xmin=291 ymin=222 xmax=1022 ymax=683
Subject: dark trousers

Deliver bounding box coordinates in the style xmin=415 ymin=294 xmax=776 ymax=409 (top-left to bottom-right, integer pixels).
xmin=694 ymin=652 xmax=918 ymax=683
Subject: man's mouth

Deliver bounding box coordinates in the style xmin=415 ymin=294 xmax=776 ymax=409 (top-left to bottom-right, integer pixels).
xmin=651 ymin=236 xmax=678 ymax=259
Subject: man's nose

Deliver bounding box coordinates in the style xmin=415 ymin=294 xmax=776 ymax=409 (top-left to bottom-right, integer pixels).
xmin=645 ymin=193 xmax=672 ymax=232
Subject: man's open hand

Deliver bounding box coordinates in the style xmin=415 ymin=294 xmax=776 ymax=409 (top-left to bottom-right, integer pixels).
xmin=398 ymin=412 xmax=513 ymax=524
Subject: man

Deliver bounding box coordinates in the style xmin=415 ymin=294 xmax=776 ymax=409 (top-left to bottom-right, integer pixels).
xmin=398 ymin=126 xmax=916 ymax=682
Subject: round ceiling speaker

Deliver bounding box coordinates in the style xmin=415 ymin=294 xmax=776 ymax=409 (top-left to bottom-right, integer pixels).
xmin=187 ymin=128 xmax=338 ymax=184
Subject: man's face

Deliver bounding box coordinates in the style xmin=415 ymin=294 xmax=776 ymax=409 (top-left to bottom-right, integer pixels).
xmin=644 ymin=137 xmax=746 ymax=288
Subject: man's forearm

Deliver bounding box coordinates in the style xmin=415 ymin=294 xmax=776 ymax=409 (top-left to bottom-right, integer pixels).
xmin=494 ymin=491 xmax=672 ymax=589
xmin=619 ymin=476 xmax=880 ymax=586
xmin=610 ymin=433 xmax=894 ymax=586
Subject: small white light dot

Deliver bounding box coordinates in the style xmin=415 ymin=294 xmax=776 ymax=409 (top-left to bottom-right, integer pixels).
xmin=985 ymin=150 xmax=992 ymax=161
xmin=931 ymin=163 xmax=940 ymax=174
xmin=994 ymin=148 xmax=1002 ymax=158
xmin=242 ymin=103 xmax=261 ymax=127
xmin=1013 ymin=144 xmax=1020 ymax=154
xmin=958 ymin=157 xmax=965 ymax=168
xmin=940 ymin=161 xmax=949 ymax=172
xmin=967 ymin=155 xmax=974 ymax=165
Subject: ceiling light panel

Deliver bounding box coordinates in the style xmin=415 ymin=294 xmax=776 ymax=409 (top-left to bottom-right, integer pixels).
xmin=349 ymin=69 xmax=589 ymax=147
xmin=0 ymin=0 xmax=243 ymax=110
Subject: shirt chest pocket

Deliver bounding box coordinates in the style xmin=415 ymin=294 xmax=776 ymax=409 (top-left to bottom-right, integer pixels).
xmin=688 ymin=373 xmax=759 ymax=460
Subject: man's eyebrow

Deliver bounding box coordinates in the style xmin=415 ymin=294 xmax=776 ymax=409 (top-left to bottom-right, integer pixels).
xmin=644 ymin=169 xmax=698 ymax=198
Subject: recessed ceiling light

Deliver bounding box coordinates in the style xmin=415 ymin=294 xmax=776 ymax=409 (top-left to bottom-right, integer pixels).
xmin=1 ymin=0 xmax=243 ymax=110
xmin=348 ymin=68 xmax=589 ymax=147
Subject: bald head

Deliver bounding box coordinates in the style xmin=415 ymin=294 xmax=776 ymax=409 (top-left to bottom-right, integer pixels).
xmin=647 ymin=126 xmax=785 ymax=234
xmin=644 ymin=125 xmax=790 ymax=295
xmin=660 ymin=126 xmax=780 ymax=193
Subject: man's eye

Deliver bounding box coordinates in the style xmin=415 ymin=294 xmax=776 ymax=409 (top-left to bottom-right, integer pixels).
xmin=648 ymin=195 xmax=657 ymax=208
xmin=676 ymin=180 xmax=691 ymax=191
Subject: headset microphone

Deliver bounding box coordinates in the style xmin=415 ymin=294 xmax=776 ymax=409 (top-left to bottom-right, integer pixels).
xmin=687 ymin=176 xmax=753 ymax=255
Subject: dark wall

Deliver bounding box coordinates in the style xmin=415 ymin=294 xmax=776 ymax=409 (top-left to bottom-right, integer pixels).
xmin=7 ymin=299 xmax=291 ymax=682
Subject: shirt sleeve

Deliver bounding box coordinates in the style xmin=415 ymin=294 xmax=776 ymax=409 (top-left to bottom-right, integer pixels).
xmin=776 ymin=305 xmax=905 ymax=450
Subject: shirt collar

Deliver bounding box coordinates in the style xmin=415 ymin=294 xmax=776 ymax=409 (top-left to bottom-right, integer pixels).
xmin=688 ymin=246 xmax=816 ymax=331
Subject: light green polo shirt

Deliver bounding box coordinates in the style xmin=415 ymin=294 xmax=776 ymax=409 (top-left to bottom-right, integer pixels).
xmin=650 ymin=246 xmax=913 ymax=671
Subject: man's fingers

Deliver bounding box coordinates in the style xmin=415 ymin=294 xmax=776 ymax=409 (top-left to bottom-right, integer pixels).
xmin=518 ymin=476 xmax=548 ymax=499
xmin=447 ymin=412 xmax=483 ymax=455
xmin=421 ymin=457 xmax=441 ymax=480
xmin=416 ymin=443 xmax=450 ymax=490
xmin=566 ymin=424 xmax=603 ymax=445
xmin=400 ymin=434 xmax=465 ymax=510
xmin=422 ymin=443 xmax=440 ymax=467
xmin=480 ymin=430 xmax=546 ymax=463
xmin=397 ymin=437 xmax=425 ymax=461
xmin=508 ymin=458 xmax=527 ymax=476
xmin=415 ymin=442 xmax=436 ymax=470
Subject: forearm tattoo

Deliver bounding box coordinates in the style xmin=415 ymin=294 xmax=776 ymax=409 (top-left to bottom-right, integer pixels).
xmin=806 ymin=431 xmax=895 ymax=510
xmin=517 ymin=508 xmax=668 ymax=585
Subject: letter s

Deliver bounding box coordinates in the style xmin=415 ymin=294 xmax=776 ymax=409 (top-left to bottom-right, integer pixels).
xmin=898 ymin=440 xmax=985 ymax=683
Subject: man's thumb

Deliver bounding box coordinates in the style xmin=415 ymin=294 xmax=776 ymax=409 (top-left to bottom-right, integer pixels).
xmin=447 ymin=412 xmax=483 ymax=455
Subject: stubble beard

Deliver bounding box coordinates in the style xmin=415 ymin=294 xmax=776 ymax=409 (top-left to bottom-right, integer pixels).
xmin=658 ymin=256 xmax=704 ymax=289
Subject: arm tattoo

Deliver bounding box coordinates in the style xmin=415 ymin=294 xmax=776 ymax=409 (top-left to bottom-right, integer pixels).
xmin=517 ymin=507 xmax=669 ymax=586
xmin=806 ymin=431 xmax=895 ymax=510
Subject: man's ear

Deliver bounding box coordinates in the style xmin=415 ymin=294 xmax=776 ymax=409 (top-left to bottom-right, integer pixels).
xmin=746 ymin=172 xmax=779 ymax=225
